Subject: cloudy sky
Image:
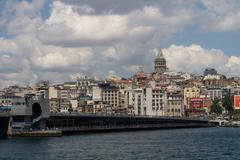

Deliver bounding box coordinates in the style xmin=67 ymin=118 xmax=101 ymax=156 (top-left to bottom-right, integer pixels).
xmin=0 ymin=0 xmax=240 ymax=87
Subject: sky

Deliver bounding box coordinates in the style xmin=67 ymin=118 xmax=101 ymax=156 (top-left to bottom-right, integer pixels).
xmin=0 ymin=0 xmax=240 ymax=87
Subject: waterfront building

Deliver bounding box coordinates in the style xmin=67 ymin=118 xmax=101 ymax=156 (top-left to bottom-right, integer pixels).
xmin=186 ymin=76 xmax=202 ymax=87
xmin=124 ymin=87 xmax=168 ymax=116
xmin=63 ymin=81 xmax=77 ymax=88
xmin=188 ymin=97 xmax=212 ymax=116
xmin=163 ymin=72 xmax=191 ymax=85
xmin=70 ymin=99 xmax=78 ymax=111
xmin=234 ymin=95 xmax=240 ymax=110
xmin=231 ymin=87 xmax=240 ymax=96
xmin=49 ymin=98 xmax=60 ymax=113
xmin=233 ymin=76 xmax=240 ymax=86
xmin=60 ymin=89 xmax=69 ymax=100
xmin=132 ymin=69 xmax=149 ymax=88
xmin=76 ymin=94 xmax=92 ymax=112
xmin=207 ymin=88 xmax=223 ymax=100
xmin=190 ymin=97 xmax=212 ymax=111
xmin=49 ymin=85 xmax=74 ymax=112
xmin=48 ymin=86 xmax=60 ymax=99
xmin=166 ymin=91 xmax=183 ymax=117
xmin=76 ymin=76 xmax=99 ymax=96
xmin=59 ymin=99 xmax=71 ymax=112
xmin=33 ymin=81 xmax=49 ymax=99
xmin=184 ymin=86 xmax=200 ymax=109
xmin=222 ymin=88 xmax=231 ymax=97
xmin=145 ymin=88 xmax=167 ymax=116
xmin=0 ymin=95 xmax=26 ymax=107
xmin=0 ymin=86 xmax=34 ymax=97
xmin=129 ymin=88 xmax=145 ymax=115
xmin=93 ymin=83 xmax=120 ymax=108
xmin=63 ymin=82 xmax=78 ymax=99
xmin=35 ymin=88 xmax=48 ymax=99
xmin=203 ymin=77 xmax=233 ymax=88
xmin=123 ymin=88 xmax=134 ymax=114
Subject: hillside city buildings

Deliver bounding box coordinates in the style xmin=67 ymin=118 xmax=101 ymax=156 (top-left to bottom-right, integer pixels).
xmin=1 ymin=49 xmax=240 ymax=117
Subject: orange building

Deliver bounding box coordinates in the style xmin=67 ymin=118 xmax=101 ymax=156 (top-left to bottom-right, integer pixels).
xmin=234 ymin=95 xmax=240 ymax=110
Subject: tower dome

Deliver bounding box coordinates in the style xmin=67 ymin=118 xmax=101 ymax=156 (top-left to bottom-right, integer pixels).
xmin=154 ymin=49 xmax=166 ymax=74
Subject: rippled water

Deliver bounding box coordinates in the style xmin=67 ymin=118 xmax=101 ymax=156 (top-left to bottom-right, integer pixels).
xmin=0 ymin=128 xmax=240 ymax=160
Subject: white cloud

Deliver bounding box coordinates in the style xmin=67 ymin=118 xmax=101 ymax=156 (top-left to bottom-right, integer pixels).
xmin=200 ymin=0 xmax=240 ymax=31
xmin=38 ymin=1 xmax=129 ymax=46
xmin=0 ymin=0 xmax=44 ymax=35
xmin=4 ymin=0 xmax=44 ymax=16
xmin=6 ymin=16 xmax=42 ymax=35
xmin=31 ymin=46 xmax=94 ymax=70
xmin=77 ymin=5 xmax=95 ymax=14
xmin=163 ymin=44 xmax=240 ymax=76
xmin=225 ymin=56 xmax=240 ymax=75
xmin=38 ymin=1 xmax=194 ymax=47
xmin=0 ymin=0 xmax=240 ymax=87
xmin=0 ymin=38 xmax=19 ymax=54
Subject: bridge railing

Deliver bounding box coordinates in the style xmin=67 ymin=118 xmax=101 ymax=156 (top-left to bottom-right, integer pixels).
xmin=58 ymin=122 xmax=209 ymax=132
xmin=50 ymin=112 xmax=208 ymax=121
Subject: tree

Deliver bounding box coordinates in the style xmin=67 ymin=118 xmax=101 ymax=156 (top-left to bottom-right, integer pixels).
xmin=211 ymin=99 xmax=222 ymax=114
xmin=222 ymin=95 xmax=233 ymax=114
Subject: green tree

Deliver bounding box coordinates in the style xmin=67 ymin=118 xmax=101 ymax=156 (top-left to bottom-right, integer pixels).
xmin=211 ymin=99 xmax=222 ymax=114
xmin=222 ymin=95 xmax=233 ymax=114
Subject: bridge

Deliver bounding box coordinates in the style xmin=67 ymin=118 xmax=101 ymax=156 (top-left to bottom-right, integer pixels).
xmin=45 ymin=113 xmax=212 ymax=134
xmin=0 ymin=112 xmax=10 ymax=136
xmin=0 ymin=112 xmax=11 ymax=117
xmin=1 ymin=99 xmax=215 ymax=136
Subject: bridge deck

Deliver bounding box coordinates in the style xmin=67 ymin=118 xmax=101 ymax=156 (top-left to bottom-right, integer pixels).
xmin=50 ymin=113 xmax=208 ymax=122
xmin=46 ymin=113 xmax=210 ymax=133
xmin=0 ymin=112 xmax=10 ymax=117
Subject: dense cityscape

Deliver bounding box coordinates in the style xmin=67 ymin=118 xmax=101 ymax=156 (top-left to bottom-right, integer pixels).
xmin=1 ymin=49 xmax=240 ymax=121
xmin=2 ymin=0 xmax=240 ymax=159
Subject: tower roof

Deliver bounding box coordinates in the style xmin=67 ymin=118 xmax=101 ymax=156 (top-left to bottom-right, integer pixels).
xmin=156 ymin=49 xmax=164 ymax=59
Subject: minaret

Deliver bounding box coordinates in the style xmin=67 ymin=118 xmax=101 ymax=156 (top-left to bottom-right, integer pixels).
xmin=154 ymin=49 xmax=166 ymax=74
